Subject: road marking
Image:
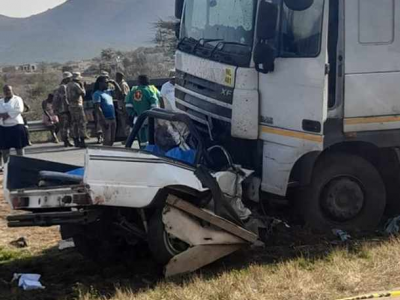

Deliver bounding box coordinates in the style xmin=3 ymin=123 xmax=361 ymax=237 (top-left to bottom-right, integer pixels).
xmin=338 ymin=290 xmax=400 ymax=300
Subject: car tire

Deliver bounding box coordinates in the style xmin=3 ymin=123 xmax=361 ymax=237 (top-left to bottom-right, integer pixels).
xmin=148 ymin=208 xmax=188 ymax=265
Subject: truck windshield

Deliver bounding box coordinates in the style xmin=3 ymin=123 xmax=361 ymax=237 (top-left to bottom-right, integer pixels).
xmin=180 ymin=0 xmax=256 ymax=66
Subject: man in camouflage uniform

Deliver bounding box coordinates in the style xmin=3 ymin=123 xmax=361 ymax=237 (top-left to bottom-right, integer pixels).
xmin=115 ymin=72 xmax=130 ymax=138
xmin=53 ymin=72 xmax=73 ymax=147
xmin=67 ymin=72 xmax=87 ymax=148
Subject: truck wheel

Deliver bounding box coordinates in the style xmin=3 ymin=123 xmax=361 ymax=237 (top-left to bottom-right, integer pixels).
xmin=302 ymin=153 xmax=386 ymax=231
xmin=148 ymin=209 xmax=188 ymax=265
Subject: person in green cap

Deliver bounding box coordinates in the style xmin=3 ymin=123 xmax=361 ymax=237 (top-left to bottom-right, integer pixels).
xmin=125 ymin=75 xmax=159 ymax=148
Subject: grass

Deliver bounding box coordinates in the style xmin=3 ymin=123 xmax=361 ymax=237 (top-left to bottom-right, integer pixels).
xmin=0 ymin=247 xmax=29 ymax=263
xmin=75 ymin=239 xmax=400 ymax=300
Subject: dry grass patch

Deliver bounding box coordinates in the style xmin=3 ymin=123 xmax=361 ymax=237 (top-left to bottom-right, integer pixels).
xmin=78 ymin=239 xmax=400 ymax=300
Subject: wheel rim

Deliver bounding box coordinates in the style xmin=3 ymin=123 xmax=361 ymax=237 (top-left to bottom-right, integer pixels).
xmin=163 ymin=231 xmax=188 ymax=256
xmin=320 ymin=176 xmax=365 ymax=222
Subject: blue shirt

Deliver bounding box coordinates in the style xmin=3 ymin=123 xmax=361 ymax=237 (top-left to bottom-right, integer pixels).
xmin=93 ymin=90 xmax=115 ymax=120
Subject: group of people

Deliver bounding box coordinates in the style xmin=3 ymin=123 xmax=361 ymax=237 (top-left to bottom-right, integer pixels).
xmin=46 ymin=70 xmax=176 ymax=148
xmin=46 ymin=71 xmax=89 ymax=148
xmin=0 ymin=69 xmax=176 ymax=170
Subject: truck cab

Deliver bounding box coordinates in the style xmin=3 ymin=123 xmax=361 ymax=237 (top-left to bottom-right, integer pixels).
xmin=174 ymin=0 xmax=400 ymax=230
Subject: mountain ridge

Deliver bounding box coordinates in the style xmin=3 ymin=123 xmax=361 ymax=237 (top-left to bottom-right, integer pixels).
xmin=0 ymin=0 xmax=175 ymax=64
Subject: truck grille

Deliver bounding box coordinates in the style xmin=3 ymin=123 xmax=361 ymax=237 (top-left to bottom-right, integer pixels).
xmin=175 ymin=70 xmax=233 ymax=124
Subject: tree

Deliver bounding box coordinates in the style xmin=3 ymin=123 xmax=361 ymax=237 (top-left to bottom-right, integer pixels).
xmin=154 ymin=18 xmax=178 ymax=57
xmin=0 ymin=75 xmax=5 ymax=91
xmin=25 ymin=72 xmax=60 ymax=121
xmin=101 ymin=48 xmax=117 ymax=62
xmin=38 ymin=62 xmax=48 ymax=75
xmin=100 ymin=48 xmax=123 ymax=77
xmin=62 ymin=65 xmax=74 ymax=73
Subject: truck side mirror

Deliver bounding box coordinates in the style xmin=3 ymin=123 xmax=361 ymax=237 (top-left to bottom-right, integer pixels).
xmin=284 ymin=0 xmax=314 ymax=11
xmin=175 ymin=0 xmax=184 ymax=19
xmin=255 ymin=1 xmax=278 ymax=74
xmin=254 ymin=43 xmax=275 ymax=74
xmin=256 ymin=1 xmax=279 ymax=40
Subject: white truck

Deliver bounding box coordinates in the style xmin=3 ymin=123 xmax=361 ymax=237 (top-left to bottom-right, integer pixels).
xmin=173 ymin=0 xmax=400 ymax=231
xmin=4 ymin=110 xmax=258 ymax=276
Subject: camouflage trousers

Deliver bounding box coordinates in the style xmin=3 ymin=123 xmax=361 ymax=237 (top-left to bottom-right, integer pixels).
xmin=69 ymin=106 xmax=87 ymax=139
xmin=58 ymin=113 xmax=71 ymax=141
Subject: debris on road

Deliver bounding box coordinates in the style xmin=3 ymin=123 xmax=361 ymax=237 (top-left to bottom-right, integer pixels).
xmin=332 ymin=229 xmax=351 ymax=242
xmin=9 ymin=237 xmax=28 ymax=248
xmin=58 ymin=238 xmax=75 ymax=251
xmin=163 ymin=195 xmax=258 ymax=277
xmin=13 ymin=273 xmax=45 ymax=291
xmin=215 ymin=168 xmax=253 ymax=221
xmin=384 ymin=216 xmax=400 ymax=234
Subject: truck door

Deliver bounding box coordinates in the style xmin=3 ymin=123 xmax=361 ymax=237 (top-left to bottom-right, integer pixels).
xmin=344 ymin=0 xmax=400 ymax=133
xmin=258 ymin=0 xmax=329 ymax=196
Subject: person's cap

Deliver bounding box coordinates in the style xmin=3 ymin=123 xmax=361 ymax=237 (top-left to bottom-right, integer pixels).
xmin=72 ymin=72 xmax=83 ymax=80
xmin=63 ymin=71 xmax=73 ymax=79
xmin=169 ymin=69 xmax=176 ymax=79
xmin=116 ymin=71 xmax=125 ymax=77
xmin=101 ymin=71 xmax=110 ymax=78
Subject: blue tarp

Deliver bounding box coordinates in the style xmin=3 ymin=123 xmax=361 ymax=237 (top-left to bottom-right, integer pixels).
xmin=66 ymin=168 xmax=85 ymax=177
xmin=145 ymin=145 xmax=166 ymax=156
xmin=166 ymin=148 xmax=196 ymax=165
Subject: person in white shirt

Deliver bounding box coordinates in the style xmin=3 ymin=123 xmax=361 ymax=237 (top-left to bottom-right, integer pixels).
xmin=160 ymin=70 xmax=176 ymax=111
xmin=0 ymin=85 xmax=29 ymax=165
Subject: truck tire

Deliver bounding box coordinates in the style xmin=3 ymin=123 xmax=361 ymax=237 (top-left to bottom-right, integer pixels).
xmin=302 ymin=153 xmax=386 ymax=231
xmin=148 ymin=208 xmax=188 ymax=265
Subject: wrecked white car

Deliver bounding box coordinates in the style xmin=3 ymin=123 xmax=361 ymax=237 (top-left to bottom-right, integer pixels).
xmin=4 ymin=110 xmax=260 ymax=276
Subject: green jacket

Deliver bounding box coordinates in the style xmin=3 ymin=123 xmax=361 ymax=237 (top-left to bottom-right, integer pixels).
xmin=125 ymin=85 xmax=159 ymax=117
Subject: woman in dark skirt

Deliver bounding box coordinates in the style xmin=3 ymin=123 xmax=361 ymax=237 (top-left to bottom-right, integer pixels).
xmin=0 ymin=85 xmax=29 ymax=165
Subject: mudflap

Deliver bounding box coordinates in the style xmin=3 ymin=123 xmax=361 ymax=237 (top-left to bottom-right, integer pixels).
xmin=163 ymin=196 xmax=258 ymax=277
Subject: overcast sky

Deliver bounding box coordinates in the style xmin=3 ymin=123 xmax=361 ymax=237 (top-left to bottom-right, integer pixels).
xmin=0 ymin=0 xmax=67 ymax=18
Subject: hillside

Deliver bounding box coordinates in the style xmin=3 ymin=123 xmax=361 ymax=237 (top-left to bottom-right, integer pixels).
xmin=0 ymin=0 xmax=175 ymax=64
